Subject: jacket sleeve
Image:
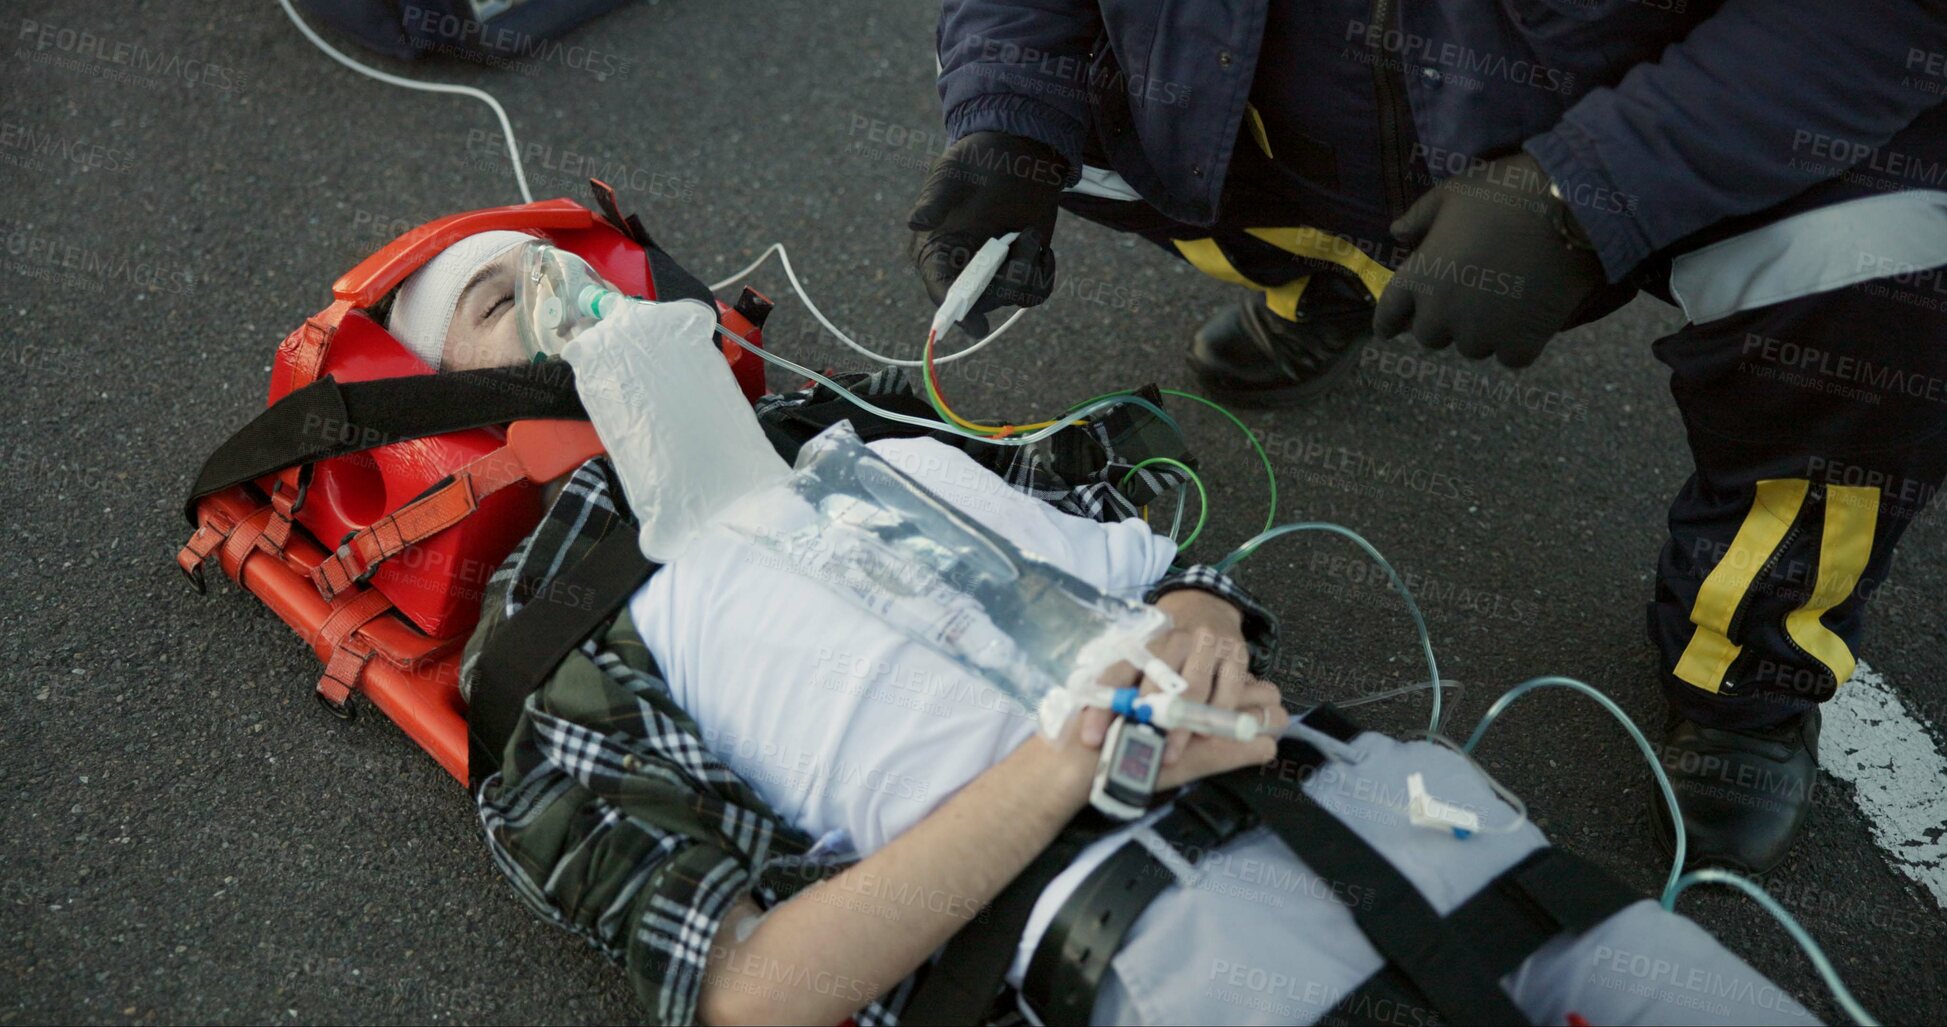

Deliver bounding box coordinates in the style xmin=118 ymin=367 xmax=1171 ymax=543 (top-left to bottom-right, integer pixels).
xmin=936 ymin=0 xmax=1102 ymax=179
xmin=1523 ymin=0 xmax=1947 ymax=281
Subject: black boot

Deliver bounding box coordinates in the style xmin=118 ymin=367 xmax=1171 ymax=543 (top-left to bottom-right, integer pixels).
xmin=1185 ymin=273 xmax=1375 ymax=407
xmin=1651 ymin=708 xmax=1820 ymax=874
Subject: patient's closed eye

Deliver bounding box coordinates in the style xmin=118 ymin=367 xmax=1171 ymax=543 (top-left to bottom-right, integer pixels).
xmin=481 ymin=290 xmax=512 ymax=322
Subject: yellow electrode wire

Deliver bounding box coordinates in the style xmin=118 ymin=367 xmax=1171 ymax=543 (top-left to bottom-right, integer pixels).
xmin=922 ymin=328 xmax=1059 ymax=435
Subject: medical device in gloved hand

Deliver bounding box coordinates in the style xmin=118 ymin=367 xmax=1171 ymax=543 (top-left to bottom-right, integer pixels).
xmin=517 ymin=243 xmax=792 ymax=563
xmin=908 ymin=131 xmax=1066 ymax=339
xmin=928 ymin=232 xmax=1018 ymax=339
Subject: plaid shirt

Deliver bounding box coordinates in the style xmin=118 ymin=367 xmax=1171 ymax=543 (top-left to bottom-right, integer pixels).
xmin=468 ymin=374 xmax=1278 ymax=1025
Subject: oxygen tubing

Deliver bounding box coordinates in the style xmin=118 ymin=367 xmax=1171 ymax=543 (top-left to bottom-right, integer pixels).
xmin=1667 ymin=869 xmax=1880 ymax=1027
xmin=1218 ymin=522 xmax=1442 ymax=734
xmin=1466 ymin=678 xmax=1880 ymax=1025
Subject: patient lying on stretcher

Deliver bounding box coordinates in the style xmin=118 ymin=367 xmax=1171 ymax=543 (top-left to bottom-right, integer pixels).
xmin=397 ymin=232 xmax=1815 ymax=1026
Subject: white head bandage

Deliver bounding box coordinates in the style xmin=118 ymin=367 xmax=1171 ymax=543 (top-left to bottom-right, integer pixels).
xmin=388 ymin=230 xmax=535 ymax=369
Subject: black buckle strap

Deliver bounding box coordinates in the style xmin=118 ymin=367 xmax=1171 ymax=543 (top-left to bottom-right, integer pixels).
xmin=1014 ymin=704 xmax=1639 ymax=1027
xmin=468 ymin=527 xmax=659 ymax=789
xmin=182 ymin=363 xmax=583 ymax=525
xmin=1015 ymin=713 xmax=1334 ymax=1025
xmin=1325 ymin=847 xmax=1641 ymax=1025
xmin=1240 ymin=754 xmax=1535 ymax=1026
xmin=919 ymin=705 xmax=1640 ymax=1027
xmin=1022 ymin=780 xmax=1264 ymax=1026
xmin=900 ymin=817 xmax=1110 ymax=1026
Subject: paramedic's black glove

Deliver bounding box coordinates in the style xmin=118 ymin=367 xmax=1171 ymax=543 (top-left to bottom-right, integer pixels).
xmin=1373 ymin=153 xmax=1608 ymax=368
xmin=908 ymin=131 xmax=1069 ymax=337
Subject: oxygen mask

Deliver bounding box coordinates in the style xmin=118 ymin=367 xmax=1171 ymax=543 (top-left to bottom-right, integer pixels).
xmin=515 ymin=242 xmax=628 ymax=359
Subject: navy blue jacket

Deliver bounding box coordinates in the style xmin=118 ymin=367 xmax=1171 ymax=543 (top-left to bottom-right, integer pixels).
xmin=936 ymin=0 xmax=1947 ymax=281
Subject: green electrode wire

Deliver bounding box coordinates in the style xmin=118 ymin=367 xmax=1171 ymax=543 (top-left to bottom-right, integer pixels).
xmin=1163 ymin=387 xmax=1278 ymax=535
xmin=1072 ymin=387 xmax=1280 ymax=551
xmin=1119 ymin=457 xmax=1208 ymax=549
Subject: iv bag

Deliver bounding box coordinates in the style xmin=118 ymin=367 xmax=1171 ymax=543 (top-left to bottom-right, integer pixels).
xmin=720 ymin=422 xmax=1170 ymax=728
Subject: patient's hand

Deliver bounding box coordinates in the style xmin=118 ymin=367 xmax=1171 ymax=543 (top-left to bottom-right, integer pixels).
xmin=1155 ymin=678 xmax=1288 ymax=791
xmin=1080 ymin=588 xmax=1272 ymax=765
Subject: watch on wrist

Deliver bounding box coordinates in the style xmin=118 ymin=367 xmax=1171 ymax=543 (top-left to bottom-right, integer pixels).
xmin=1546 ymin=182 xmax=1596 ymax=251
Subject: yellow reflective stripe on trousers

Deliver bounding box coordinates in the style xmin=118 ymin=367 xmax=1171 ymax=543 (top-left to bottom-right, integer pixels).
xmin=1245 ymin=227 xmax=1395 ymax=302
xmin=1785 ymin=485 xmax=1879 ymax=688
xmin=1171 ymin=238 xmax=1311 ymax=320
xmin=1673 ymin=479 xmax=1811 ymax=692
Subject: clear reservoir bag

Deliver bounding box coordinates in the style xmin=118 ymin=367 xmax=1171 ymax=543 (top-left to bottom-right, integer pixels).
xmin=720 ymin=423 xmax=1170 ymax=731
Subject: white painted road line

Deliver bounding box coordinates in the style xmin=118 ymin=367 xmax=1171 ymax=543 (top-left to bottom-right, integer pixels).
xmin=1822 ymin=660 xmax=1947 ymax=909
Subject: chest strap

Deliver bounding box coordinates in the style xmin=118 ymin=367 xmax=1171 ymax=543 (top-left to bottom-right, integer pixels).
xmin=468 ymin=527 xmax=660 ymax=789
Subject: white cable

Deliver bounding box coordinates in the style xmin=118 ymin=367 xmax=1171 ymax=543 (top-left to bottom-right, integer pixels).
xmin=714 ymin=319 xmax=1180 ymax=449
xmin=710 ymin=242 xmax=1027 ymax=367
xmin=929 ymin=233 xmax=1018 ymax=337
xmin=285 ymin=0 xmax=1043 ymax=376
xmin=277 ymin=0 xmax=533 ymax=204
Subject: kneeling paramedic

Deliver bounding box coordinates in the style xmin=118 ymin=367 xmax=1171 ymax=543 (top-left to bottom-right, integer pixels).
xmin=907 ymin=0 xmax=1947 ymax=876
xmin=398 ymin=233 xmax=1815 ymax=1025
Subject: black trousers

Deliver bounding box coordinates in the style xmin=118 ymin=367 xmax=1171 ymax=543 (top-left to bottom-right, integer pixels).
xmin=1058 ymin=183 xmax=1947 ymax=731
xmin=1646 ymin=274 xmax=1947 ymax=728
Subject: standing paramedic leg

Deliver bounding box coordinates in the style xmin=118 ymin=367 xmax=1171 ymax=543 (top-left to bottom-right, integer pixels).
xmin=1648 ymin=234 xmax=1947 ymax=873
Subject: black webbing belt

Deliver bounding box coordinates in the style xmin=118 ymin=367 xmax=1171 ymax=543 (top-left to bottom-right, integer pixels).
xmin=466 ymin=528 xmax=659 ymax=789
xmin=1021 ymin=780 xmax=1261 ymax=1024
xmin=1006 ymin=706 xmax=1641 ymax=1027
xmin=182 ymin=363 xmax=584 ymax=523
xmin=899 ymin=822 xmax=1105 ymax=1026
xmin=1323 ymin=846 xmax=1641 ymax=1026
xmin=1237 ymin=743 xmax=1537 ymax=1025
xmin=902 ymin=753 xmax=1269 ymax=1025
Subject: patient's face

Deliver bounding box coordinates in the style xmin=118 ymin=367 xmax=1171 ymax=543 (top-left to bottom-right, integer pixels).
xmin=440 ymin=245 xmax=526 ymax=371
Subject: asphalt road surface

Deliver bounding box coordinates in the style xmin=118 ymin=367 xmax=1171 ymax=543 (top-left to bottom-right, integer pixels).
xmin=5 ymin=1 xmax=1945 ymax=1023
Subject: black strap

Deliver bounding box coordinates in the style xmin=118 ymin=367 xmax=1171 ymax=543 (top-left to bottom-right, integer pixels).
xmin=900 ymin=821 xmax=1104 ymax=1026
xmin=587 ymin=178 xmax=714 ymax=309
xmin=645 ymin=243 xmax=714 ymax=309
xmin=1329 ymin=847 xmax=1639 ymax=1026
xmin=1008 ymin=704 xmax=1642 ymax=1027
xmin=1023 ymin=781 xmax=1262 ymax=1025
xmin=1231 ymin=739 xmax=1534 ymax=1026
xmin=183 ymin=362 xmax=584 ymax=523
xmin=467 ymin=527 xmax=659 ymax=787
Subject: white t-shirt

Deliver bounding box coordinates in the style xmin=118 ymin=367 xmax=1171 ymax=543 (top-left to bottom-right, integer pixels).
xmin=630 ymin=437 xmax=1177 ymax=856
